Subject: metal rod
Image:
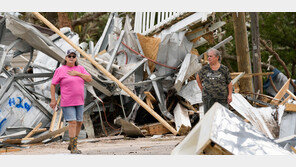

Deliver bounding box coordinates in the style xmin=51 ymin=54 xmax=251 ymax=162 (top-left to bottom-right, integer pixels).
xmin=119 ymin=58 xmax=147 ymax=83
xmin=106 ymin=30 xmax=125 ymax=71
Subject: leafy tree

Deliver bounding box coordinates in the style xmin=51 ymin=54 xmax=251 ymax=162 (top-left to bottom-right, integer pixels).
xmin=259 ymin=12 xmax=296 ymax=78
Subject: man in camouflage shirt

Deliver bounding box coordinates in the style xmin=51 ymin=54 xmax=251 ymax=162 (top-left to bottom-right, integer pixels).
xmin=196 ymin=48 xmax=232 ymax=113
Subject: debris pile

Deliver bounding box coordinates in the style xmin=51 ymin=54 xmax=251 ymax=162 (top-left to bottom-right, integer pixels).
xmin=0 ymin=12 xmax=295 ymax=155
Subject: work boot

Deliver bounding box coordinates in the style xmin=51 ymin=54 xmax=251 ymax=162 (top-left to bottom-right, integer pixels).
xmin=68 ymin=136 xmax=82 ymax=153
xmin=69 ymin=137 xmax=82 ymax=154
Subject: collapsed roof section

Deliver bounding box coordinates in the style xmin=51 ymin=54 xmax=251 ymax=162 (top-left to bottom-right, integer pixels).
xmin=171 ymin=103 xmax=292 ymax=155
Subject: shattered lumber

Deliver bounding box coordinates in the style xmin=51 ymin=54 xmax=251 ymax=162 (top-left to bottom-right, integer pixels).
xmin=32 ymin=12 xmax=178 ymax=135
xmin=27 ymin=126 xmax=69 ymax=144
xmin=271 ymin=78 xmax=291 ymax=105
xmin=23 ymin=122 xmax=43 ymax=139
xmin=140 ymin=122 xmax=172 ymax=136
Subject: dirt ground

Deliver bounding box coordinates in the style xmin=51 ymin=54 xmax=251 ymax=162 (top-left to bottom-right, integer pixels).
xmin=2 ymin=134 xmax=185 ymax=155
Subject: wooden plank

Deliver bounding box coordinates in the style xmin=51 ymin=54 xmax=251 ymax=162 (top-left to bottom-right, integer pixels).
xmin=201 ymin=142 xmax=232 ymax=155
xmin=271 ymin=78 xmax=291 ymax=105
xmin=33 ymin=12 xmax=177 ymax=136
xmin=286 ymin=90 xmax=296 ymax=101
xmin=49 ymin=96 xmax=61 ymax=132
xmin=56 ymin=109 xmax=63 ymax=130
xmin=23 ymin=122 xmax=42 ymax=139
xmin=0 ymin=147 xmax=21 ymax=153
xmin=27 ymin=126 xmax=69 ymax=144
xmin=280 ymin=94 xmax=291 ymax=105
xmin=34 ymin=128 xmax=47 ymax=134
xmin=2 ymin=139 xmax=22 ymax=145
xmin=3 ymin=138 xmax=34 ymax=145
xmin=285 ymin=103 xmax=296 ymax=112
xmin=231 ymin=72 xmax=273 ymax=77
xmin=140 ymin=122 xmax=172 ymax=135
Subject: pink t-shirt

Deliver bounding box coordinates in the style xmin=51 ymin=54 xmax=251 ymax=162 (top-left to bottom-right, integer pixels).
xmin=51 ymin=65 xmax=90 ymax=107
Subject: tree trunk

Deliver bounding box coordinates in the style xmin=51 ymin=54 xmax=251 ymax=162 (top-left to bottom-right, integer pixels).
xmin=250 ymin=12 xmax=263 ymax=94
xmin=232 ymin=12 xmax=254 ymax=93
xmin=57 ymin=12 xmax=72 ymax=30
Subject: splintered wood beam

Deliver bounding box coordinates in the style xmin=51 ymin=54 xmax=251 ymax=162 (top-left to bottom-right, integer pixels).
xmin=27 ymin=126 xmax=69 ymax=144
xmin=32 ymin=12 xmax=177 ymax=135
xmin=23 ymin=122 xmax=42 ymax=139
xmin=230 ymin=72 xmax=274 ymax=77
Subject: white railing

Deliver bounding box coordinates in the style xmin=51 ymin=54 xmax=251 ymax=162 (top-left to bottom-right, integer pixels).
xmin=134 ymin=12 xmax=184 ymax=35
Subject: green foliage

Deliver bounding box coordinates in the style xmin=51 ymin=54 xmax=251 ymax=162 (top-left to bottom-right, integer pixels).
xmin=197 ymin=12 xmax=296 ymax=78
xmin=259 ymin=12 xmax=296 ymax=78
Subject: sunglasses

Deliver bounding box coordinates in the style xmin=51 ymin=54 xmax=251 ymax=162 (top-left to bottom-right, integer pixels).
xmin=67 ymin=55 xmax=76 ymax=58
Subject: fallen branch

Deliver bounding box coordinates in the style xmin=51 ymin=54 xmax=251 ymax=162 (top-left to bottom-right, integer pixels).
xmin=269 ymin=75 xmax=278 ymax=93
xmin=260 ymin=38 xmax=296 ymax=91
xmin=222 ymin=54 xmax=275 ymax=70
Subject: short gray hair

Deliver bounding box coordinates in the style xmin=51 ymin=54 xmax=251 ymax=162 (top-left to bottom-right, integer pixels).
xmin=207 ymin=48 xmax=221 ymax=61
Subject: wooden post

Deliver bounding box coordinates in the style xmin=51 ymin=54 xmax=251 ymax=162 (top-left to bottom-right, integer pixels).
xmin=250 ymin=12 xmax=263 ymax=95
xmin=32 ymin=12 xmax=177 ymax=135
xmin=232 ymin=12 xmax=254 ymax=94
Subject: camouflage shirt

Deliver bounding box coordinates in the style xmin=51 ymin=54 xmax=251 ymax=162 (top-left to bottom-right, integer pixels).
xmin=198 ymin=64 xmax=231 ymax=100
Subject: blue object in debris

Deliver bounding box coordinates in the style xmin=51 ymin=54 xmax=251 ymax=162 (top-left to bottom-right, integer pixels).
xmin=263 ymin=68 xmax=281 ymax=90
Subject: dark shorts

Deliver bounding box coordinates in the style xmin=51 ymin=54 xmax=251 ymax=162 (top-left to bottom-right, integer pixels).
xmin=61 ymin=105 xmax=84 ymax=122
xmin=203 ymin=98 xmax=228 ymax=114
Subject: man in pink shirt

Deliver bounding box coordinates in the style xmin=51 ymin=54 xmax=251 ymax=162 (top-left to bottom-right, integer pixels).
xmin=50 ymin=49 xmax=92 ymax=154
